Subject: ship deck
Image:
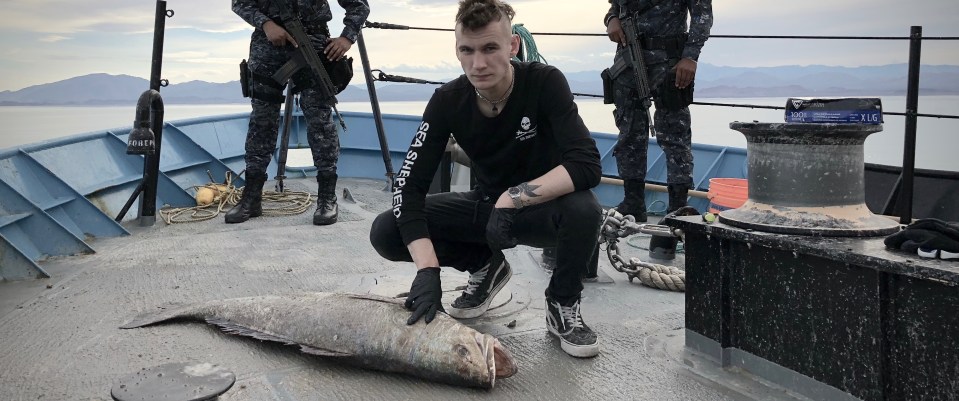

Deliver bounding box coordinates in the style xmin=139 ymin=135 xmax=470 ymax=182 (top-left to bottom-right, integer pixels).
xmin=0 ymin=177 xmax=804 ymax=401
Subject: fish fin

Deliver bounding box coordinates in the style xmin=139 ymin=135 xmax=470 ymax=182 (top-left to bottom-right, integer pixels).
xmin=207 ymin=319 xmax=352 ymax=357
xmin=346 ymin=293 xmax=405 ymax=306
xmin=299 ymin=345 xmax=353 ymax=357
xmin=119 ymin=303 xmax=191 ymax=329
xmin=206 ymin=318 xmax=298 ymax=346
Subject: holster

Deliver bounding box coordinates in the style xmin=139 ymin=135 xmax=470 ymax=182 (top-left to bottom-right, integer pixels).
xmin=242 ymin=59 xmax=285 ymax=104
xmin=239 ymin=59 xmax=251 ymax=98
xmin=601 ymin=69 xmax=614 ymax=104
xmin=602 ymin=56 xmax=630 ymax=105
xmin=659 ymin=61 xmax=694 ymax=111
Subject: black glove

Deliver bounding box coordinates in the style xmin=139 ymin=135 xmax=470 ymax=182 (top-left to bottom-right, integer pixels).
xmin=884 ymin=218 xmax=959 ymax=253
xmin=486 ymin=207 xmax=519 ymax=250
xmin=405 ymin=267 xmax=444 ymax=325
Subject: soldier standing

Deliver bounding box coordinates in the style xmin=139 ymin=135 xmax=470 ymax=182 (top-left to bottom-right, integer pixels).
xmin=228 ymin=0 xmax=370 ymax=225
xmin=604 ymin=0 xmax=713 ymax=223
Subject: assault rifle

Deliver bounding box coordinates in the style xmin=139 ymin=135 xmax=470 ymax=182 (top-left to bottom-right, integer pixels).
xmin=269 ymin=0 xmax=346 ymax=131
xmin=275 ymin=84 xmax=295 ymax=192
xmin=620 ymin=15 xmax=656 ymax=136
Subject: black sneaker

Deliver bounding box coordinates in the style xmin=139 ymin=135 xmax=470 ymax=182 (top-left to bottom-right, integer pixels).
xmin=545 ymin=295 xmax=599 ymax=358
xmin=447 ymin=254 xmax=512 ymax=319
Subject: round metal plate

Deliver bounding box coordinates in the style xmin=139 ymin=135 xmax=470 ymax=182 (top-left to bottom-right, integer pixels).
xmin=111 ymin=362 xmax=235 ymax=401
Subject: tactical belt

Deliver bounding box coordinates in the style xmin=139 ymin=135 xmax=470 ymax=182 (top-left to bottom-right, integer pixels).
xmin=303 ymin=24 xmax=330 ymax=37
xmin=274 ymin=21 xmax=330 ymax=37
xmin=641 ymin=34 xmax=687 ymax=53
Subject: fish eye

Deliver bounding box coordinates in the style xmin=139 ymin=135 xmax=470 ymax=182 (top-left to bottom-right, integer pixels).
xmin=454 ymin=344 xmax=470 ymax=358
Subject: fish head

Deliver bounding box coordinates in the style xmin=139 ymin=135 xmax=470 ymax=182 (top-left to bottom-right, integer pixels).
xmin=463 ymin=332 xmax=517 ymax=389
xmin=488 ymin=335 xmax=518 ymax=379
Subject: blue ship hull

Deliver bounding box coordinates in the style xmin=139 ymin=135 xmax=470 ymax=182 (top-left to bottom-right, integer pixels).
xmin=0 ymin=111 xmax=746 ymax=280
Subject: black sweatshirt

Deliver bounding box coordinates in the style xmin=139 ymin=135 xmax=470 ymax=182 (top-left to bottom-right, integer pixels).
xmin=391 ymin=61 xmax=602 ymax=245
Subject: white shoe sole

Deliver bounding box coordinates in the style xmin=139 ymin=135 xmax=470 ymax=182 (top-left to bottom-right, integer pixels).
xmin=546 ymin=323 xmax=600 ymax=358
xmin=447 ymin=264 xmax=512 ymax=319
xmin=917 ymin=248 xmax=938 ymax=258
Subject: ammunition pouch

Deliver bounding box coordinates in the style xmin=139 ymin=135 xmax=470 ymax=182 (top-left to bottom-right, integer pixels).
xmin=240 ymin=59 xmax=251 ymax=98
xmin=658 ymin=60 xmax=694 ymax=111
xmin=327 ymin=56 xmax=354 ymax=94
xmin=290 ymin=54 xmax=354 ymax=95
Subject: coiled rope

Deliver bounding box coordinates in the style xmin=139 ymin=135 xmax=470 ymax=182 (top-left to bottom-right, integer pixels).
xmin=629 ymin=257 xmax=685 ymax=291
xmin=159 ymin=172 xmax=314 ymax=224
xmin=512 ymin=24 xmax=547 ymax=64
xmin=601 ymin=209 xmax=687 ymax=292
xmin=618 ymin=218 xmax=685 ymax=292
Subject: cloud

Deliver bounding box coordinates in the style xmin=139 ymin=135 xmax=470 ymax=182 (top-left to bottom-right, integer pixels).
xmin=39 ymin=35 xmax=71 ymax=43
xmin=2 ymin=1 xmax=244 ymax=35
xmin=1 ymin=0 xmax=958 ymax=91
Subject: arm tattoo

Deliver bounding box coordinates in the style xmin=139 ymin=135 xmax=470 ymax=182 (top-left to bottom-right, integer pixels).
xmin=517 ymin=182 xmax=541 ymax=207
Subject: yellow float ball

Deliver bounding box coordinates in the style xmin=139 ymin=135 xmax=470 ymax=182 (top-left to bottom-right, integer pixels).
xmin=195 ymin=186 xmax=216 ymax=206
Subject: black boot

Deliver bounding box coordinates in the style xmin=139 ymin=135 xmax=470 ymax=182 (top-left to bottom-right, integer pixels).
xmin=615 ymin=179 xmax=647 ymax=222
xmin=313 ymin=171 xmax=338 ymax=225
xmin=649 ymin=184 xmax=690 ymax=260
xmin=225 ymin=172 xmax=266 ymax=224
xmin=667 ymin=184 xmax=689 ymax=213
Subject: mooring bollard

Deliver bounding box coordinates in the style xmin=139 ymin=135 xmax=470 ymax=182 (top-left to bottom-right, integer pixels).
xmin=720 ymin=122 xmax=899 ymax=236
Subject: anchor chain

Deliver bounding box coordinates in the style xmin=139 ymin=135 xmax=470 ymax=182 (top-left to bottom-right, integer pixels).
xmin=600 ymin=208 xmax=686 ymax=292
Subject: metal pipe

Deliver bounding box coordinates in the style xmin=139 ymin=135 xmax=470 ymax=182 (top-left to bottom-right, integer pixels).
xmin=899 ymin=26 xmax=922 ymax=223
xmin=150 ymin=1 xmax=169 ymax=91
xmin=136 ymin=90 xmax=165 ymax=226
xmin=356 ymin=31 xmax=395 ymax=191
xmin=130 ymin=0 xmax=171 ymax=226
xmin=275 ymin=84 xmax=295 ymax=192
xmin=599 ymin=177 xmax=709 ymax=199
xmin=115 ymin=181 xmax=145 ymax=222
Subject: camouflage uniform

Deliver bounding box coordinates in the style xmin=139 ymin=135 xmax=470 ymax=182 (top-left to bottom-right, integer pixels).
xmin=605 ymin=0 xmax=713 ymax=188
xmin=232 ymin=0 xmax=370 ymax=177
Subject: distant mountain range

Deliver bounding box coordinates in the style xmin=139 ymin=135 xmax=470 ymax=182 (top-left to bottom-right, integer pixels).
xmin=2 ymin=63 xmax=958 ymax=106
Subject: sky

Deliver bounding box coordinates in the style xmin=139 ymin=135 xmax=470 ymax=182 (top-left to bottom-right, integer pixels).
xmin=0 ymin=0 xmax=958 ymax=92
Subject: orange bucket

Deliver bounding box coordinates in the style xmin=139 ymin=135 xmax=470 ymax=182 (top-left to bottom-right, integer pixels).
xmin=708 ymin=178 xmax=748 ymax=214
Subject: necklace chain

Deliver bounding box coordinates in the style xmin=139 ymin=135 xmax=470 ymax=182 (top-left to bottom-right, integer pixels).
xmin=475 ymin=65 xmax=515 ymax=112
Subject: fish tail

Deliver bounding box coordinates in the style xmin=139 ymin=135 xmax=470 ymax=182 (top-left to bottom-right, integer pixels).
xmin=119 ymin=303 xmax=194 ymax=329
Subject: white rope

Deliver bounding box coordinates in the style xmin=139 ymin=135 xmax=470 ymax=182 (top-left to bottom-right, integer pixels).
xmin=629 ymin=257 xmax=686 ymax=292
xmin=159 ymin=179 xmax=313 ymax=225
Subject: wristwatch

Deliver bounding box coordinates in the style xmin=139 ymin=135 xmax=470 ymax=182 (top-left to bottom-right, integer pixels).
xmin=507 ymin=186 xmax=523 ymax=209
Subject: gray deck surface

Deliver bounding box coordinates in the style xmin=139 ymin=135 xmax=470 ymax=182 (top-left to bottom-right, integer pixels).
xmin=0 ymin=178 xmax=807 ymax=401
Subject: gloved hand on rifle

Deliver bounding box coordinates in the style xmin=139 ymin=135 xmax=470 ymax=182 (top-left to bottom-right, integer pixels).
xmin=405 ymin=267 xmax=445 ymax=325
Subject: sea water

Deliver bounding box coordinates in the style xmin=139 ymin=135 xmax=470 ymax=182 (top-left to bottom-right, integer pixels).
xmin=1 ymin=96 xmax=956 ymax=171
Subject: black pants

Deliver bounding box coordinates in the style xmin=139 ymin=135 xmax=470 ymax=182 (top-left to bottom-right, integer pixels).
xmin=369 ymin=189 xmax=602 ymax=302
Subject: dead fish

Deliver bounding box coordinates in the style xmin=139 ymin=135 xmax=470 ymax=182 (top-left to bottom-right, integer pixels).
xmin=120 ymin=292 xmax=517 ymax=389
